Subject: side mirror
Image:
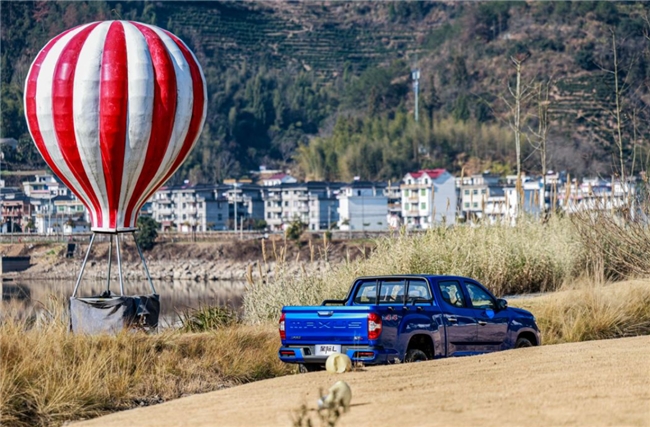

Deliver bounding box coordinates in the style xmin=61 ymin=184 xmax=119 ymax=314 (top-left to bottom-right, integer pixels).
xmin=497 ymin=298 xmax=508 ymax=311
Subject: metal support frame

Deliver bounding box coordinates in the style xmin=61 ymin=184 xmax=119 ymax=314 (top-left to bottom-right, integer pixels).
xmin=72 ymin=231 xmax=158 ymax=298
xmin=134 ymin=231 xmax=157 ymax=295
xmin=115 ymin=234 xmax=125 ymax=296
xmin=71 ymin=233 xmax=95 ymax=298
xmin=106 ymin=235 xmax=113 ymax=293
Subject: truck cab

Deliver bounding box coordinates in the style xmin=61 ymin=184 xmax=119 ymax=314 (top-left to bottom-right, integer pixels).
xmin=279 ymin=275 xmax=540 ymax=371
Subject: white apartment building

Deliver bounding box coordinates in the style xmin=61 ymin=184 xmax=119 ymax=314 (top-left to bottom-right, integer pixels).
xmin=152 ymin=184 xmax=229 ymax=232
xmin=263 ymin=182 xmax=343 ymax=231
xmin=401 ymin=169 xmax=456 ymax=228
xmin=337 ymin=181 xmax=388 ymax=231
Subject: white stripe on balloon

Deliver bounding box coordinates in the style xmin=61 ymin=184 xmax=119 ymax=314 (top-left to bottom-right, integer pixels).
xmin=73 ymin=21 xmax=112 ymax=230
xmin=116 ymin=21 xmax=155 ymax=230
xmin=35 ymin=24 xmax=98 ymax=224
xmin=128 ymin=23 xmax=194 ymax=227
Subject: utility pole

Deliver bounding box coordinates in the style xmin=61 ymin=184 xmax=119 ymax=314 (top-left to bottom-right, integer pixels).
xmin=412 ymin=67 xmax=420 ymax=123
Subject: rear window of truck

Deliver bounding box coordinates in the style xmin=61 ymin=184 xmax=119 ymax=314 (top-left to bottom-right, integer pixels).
xmin=352 ymin=279 xmax=432 ymax=305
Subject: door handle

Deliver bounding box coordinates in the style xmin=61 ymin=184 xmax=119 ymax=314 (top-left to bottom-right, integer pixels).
xmin=447 ymin=316 xmax=458 ymax=323
xmin=478 ymin=320 xmax=487 ymax=326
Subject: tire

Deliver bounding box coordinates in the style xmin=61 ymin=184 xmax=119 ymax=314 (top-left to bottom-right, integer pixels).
xmin=405 ymin=349 xmax=428 ymax=363
xmin=299 ymin=364 xmax=323 ymax=373
xmin=515 ymin=337 xmax=533 ymax=348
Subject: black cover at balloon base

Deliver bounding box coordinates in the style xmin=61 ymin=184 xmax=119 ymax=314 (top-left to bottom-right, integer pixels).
xmin=69 ymin=293 xmax=160 ymax=334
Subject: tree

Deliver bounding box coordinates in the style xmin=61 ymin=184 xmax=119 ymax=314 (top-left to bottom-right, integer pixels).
xmin=136 ymin=216 xmax=160 ymax=251
xmin=285 ymin=218 xmax=306 ymax=242
xmin=502 ymin=51 xmax=532 ymax=217
xmin=527 ymin=79 xmax=553 ymax=213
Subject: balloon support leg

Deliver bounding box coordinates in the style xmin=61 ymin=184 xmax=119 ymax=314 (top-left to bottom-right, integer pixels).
xmin=72 ymin=232 xmax=157 ymax=298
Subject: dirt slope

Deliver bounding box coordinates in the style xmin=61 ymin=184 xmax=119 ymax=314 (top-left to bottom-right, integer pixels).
xmin=76 ymin=336 xmax=650 ymax=427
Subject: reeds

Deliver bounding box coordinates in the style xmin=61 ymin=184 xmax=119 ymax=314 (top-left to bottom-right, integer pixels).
xmin=244 ymin=217 xmax=581 ymax=323
xmin=0 ymin=303 xmax=293 ymax=427
xmin=511 ymin=280 xmax=650 ymax=345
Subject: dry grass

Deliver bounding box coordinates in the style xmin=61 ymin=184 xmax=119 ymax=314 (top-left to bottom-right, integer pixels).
xmin=245 ymin=217 xmax=581 ymax=323
xmin=512 ymin=280 xmax=650 ymax=345
xmin=0 ymin=302 xmax=294 ymax=427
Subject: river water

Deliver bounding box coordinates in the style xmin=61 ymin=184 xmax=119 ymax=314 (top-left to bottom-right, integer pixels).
xmin=1 ymin=278 xmax=247 ymax=326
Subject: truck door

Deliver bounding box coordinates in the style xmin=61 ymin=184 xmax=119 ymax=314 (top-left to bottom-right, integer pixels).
xmin=374 ymin=278 xmax=407 ymax=359
xmin=436 ymin=279 xmax=478 ymax=356
xmin=463 ymin=280 xmax=509 ymax=352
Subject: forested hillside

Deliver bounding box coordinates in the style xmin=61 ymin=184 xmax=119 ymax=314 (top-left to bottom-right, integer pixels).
xmin=2 ymin=1 xmax=649 ymax=183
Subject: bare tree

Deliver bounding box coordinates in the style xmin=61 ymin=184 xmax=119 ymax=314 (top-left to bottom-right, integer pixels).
xmin=501 ymin=52 xmax=532 ymax=217
xmin=527 ymin=79 xmax=553 ymax=214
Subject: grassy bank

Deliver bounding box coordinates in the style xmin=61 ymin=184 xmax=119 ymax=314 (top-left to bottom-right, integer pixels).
xmin=0 ymin=307 xmax=293 ymax=427
xmin=512 ymin=280 xmax=650 ymax=345
xmin=3 ymin=279 xmax=650 ymax=426
xmin=245 ymin=217 xmax=582 ymax=323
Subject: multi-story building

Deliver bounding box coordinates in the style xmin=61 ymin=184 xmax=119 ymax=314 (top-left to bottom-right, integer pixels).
xmin=151 ymin=184 xmax=229 ymax=232
xmin=337 ymin=181 xmax=388 ymax=231
xmin=220 ymin=183 xmax=265 ymax=229
xmin=385 ymin=182 xmax=402 ymax=229
xmin=1 ymin=193 xmax=31 ymax=232
xmin=401 ymin=169 xmax=457 ymax=228
xmin=263 ymin=182 xmax=343 ymax=231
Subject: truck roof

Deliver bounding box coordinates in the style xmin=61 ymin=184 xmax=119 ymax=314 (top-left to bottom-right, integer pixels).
xmin=353 ymin=274 xmax=472 ymax=281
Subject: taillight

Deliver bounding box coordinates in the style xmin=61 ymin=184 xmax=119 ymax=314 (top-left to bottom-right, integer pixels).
xmin=368 ymin=312 xmax=382 ymax=340
xmin=279 ymin=312 xmax=286 ymax=340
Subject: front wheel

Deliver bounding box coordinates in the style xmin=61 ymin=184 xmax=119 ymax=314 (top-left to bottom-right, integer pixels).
xmin=405 ymin=349 xmax=428 ymax=363
xmin=515 ymin=337 xmax=533 ymax=348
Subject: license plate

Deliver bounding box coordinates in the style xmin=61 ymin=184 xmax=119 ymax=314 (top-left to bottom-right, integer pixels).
xmin=315 ymin=344 xmax=341 ymax=356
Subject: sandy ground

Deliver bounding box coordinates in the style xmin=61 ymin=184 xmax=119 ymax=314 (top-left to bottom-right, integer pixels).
xmin=75 ymin=336 xmax=650 ymax=427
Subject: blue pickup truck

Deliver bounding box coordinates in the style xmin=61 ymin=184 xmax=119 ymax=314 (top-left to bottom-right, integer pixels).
xmin=278 ymin=275 xmax=540 ymax=371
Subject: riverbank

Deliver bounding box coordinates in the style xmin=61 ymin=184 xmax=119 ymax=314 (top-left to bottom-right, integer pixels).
xmin=1 ymin=237 xmax=373 ymax=282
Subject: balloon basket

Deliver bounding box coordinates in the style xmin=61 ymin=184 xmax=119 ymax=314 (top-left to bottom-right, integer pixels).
xmin=70 ymin=294 xmax=159 ymax=334
xmin=69 ymin=232 xmax=160 ymax=334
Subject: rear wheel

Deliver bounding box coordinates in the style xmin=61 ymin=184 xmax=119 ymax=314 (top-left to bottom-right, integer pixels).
xmin=405 ymin=349 xmax=428 ymax=363
xmin=515 ymin=337 xmax=533 ymax=348
xmin=299 ymin=364 xmax=323 ymax=373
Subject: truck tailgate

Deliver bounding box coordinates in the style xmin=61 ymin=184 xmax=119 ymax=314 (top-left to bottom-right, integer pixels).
xmin=283 ymin=306 xmax=371 ymax=345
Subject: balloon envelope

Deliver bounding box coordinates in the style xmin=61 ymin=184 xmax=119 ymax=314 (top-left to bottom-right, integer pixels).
xmin=24 ymin=21 xmax=207 ymax=232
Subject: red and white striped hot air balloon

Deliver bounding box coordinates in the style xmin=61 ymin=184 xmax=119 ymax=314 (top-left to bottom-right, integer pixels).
xmin=24 ymin=20 xmax=207 ymax=233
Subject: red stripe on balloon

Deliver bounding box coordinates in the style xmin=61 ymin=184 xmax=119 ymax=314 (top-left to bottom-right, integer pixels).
xmin=134 ymin=30 xmax=205 ymax=220
xmin=47 ymin=24 xmax=108 ymax=229
xmin=123 ymin=22 xmax=177 ymax=227
xmin=24 ymin=29 xmax=91 ymax=220
xmin=25 ymin=26 xmax=99 ymax=226
xmin=98 ymin=21 xmax=130 ymax=230
xmin=51 ymin=22 xmax=104 ymax=228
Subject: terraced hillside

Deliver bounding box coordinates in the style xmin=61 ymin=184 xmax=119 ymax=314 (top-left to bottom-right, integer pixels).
xmin=158 ymin=2 xmax=440 ymax=77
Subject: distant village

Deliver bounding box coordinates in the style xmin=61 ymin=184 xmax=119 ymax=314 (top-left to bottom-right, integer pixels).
xmin=0 ymin=160 xmax=636 ymax=235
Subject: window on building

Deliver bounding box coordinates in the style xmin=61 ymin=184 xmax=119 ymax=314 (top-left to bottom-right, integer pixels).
xmin=421 ymin=189 xmax=426 ymax=196
xmin=284 ymin=201 xmax=288 ymax=207
xmin=182 ymin=214 xmax=186 ymax=220
xmin=405 ymin=203 xmax=410 ymax=210
xmin=407 ymin=179 xmax=412 ymax=185
xmin=481 ymin=189 xmax=486 ymax=195
xmin=267 ymin=213 xmax=271 ymax=219
xmin=472 ymin=202 xmax=478 ymax=208
xmin=421 ymin=202 xmax=426 ymax=210
xmin=424 ymin=179 xmax=429 ymax=184
xmin=464 ymin=189 xmax=470 ymax=195
xmin=218 ymin=214 xmax=222 ymax=221
xmin=464 ymin=202 xmax=470 ymax=208
xmin=404 ymin=189 xmax=409 ymax=197
xmin=472 ymin=189 xmax=478 ymax=195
